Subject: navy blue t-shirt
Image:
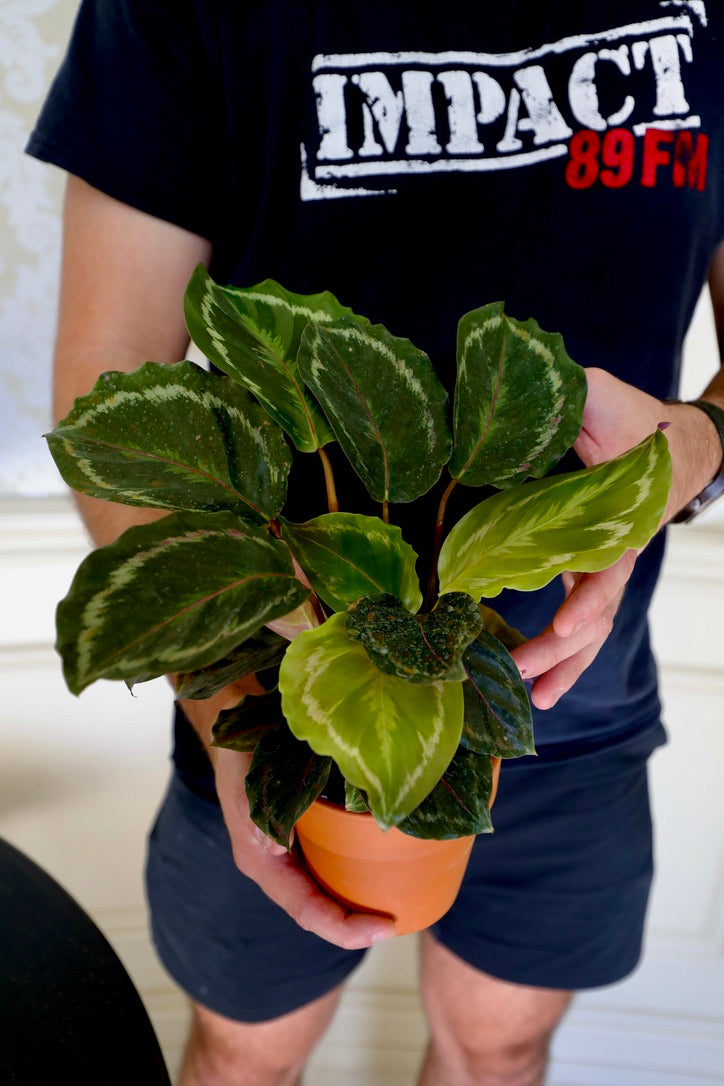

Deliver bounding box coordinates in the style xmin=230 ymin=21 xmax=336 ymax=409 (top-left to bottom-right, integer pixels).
xmin=28 ymin=1 xmax=724 ymax=766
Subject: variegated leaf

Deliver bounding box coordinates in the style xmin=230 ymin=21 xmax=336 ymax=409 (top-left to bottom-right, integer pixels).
xmin=175 ymin=629 xmax=287 ymax=699
xmin=45 ymin=361 xmax=290 ymax=520
xmin=397 ymin=748 xmax=496 ymax=839
xmin=438 ymin=430 xmax=671 ymax=599
xmin=346 ymin=592 xmax=482 ymax=684
xmin=245 ymin=724 xmax=332 ymax=848
xmin=184 ymin=266 xmax=360 ymax=451
xmin=297 ymin=318 xmax=451 ymax=503
xmin=462 ymin=632 xmax=535 ymax=758
xmin=279 ymin=613 xmax=464 ymax=828
xmin=57 ymin=511 xmax=309 ymax=694
xmin=449 ymin=303 xmax=586 ymax=488
xmin=281 ymin=513 xmax=423 ymax=614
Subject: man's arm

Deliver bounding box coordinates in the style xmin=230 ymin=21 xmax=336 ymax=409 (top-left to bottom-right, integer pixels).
xmin=53 ymin=175 xmax=212 ymax=543
xmin=55 ymin=176 xmax=394 ymax=948
xmin=512 ymin=240 xmax=724 ymax=709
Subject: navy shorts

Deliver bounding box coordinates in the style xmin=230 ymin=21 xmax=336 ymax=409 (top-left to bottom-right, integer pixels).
xmin=145 ymin=723 xmax=666 ymax=1022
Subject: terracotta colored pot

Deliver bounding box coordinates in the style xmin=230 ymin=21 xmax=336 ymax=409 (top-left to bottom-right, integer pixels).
xmin=295 ymin=757 xmax=501 ymax=936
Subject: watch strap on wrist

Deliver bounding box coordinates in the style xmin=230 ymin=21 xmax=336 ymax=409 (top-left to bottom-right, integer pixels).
xmin=666 ymin=398 xmax=724 ymax=523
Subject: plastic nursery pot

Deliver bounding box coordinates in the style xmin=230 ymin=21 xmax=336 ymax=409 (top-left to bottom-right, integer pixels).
xmin=295 ymin=757 xmax=501 ymax=936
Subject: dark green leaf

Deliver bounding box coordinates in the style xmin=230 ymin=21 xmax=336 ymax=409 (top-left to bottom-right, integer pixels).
xmin=211 ymin=688 xmax=285 ymax=752
xmin=346 ymin=592 xmax=482 ymax=684
xmin=450 ymin=303 xmax=586 ymax=488
xmin=462 ymin=631 xmax=535 ymax=758
xmin=175 ymin=629 xmax=287 ymax=699
xmin=57 ymin=511 xmax=309 ymax=694
xmin=184 ymin=267 xmax=363 ymax=451
xmin=398 ymin=748 xmax=496 ymax=839
xmin=297 ymin=318 xmax=451 ymax=503
xmin=245 ymin=725 xmax=332 ymax=848
xmin=45 ymin=361 xmax=290 ymax=520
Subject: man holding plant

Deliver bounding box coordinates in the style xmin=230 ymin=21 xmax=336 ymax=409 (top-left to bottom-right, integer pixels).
xmin=28 ymin=3 xmax=724 ymax=1085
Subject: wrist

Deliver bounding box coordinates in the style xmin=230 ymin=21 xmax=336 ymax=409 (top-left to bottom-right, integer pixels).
xmin=664 ymin=398 xmax=724 ymax=522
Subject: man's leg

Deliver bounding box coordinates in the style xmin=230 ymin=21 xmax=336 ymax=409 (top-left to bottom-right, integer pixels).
xmin=178 ymin=985 xmax=344 ymax=1086
xmin=418 ymin=933 xmax=571 ymax=1086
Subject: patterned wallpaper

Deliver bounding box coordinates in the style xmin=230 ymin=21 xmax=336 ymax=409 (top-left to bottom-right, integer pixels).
xmin=0 ymin=0 xmax=77 ymax=496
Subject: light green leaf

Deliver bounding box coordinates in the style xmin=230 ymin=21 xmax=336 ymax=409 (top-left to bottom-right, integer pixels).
xmin=57 ymin=511 xmax=309 ymax=694
xmin=449 ymin=303 xmax=586 ymax=488
xmin=45 ymin=361 xmax=291 ymax=520
xmin=438 ymin=430 xmax=671 ymax=598
xmin=184 ymin=266 xmax=361 ymax=451
xmin=297 ymin=318 xmax=451 ymax=503
xmin=281 ymin=513 xmax=422 ymax=613
xmin=279 ymin=613 xmax=464 ymax=828
xmin=346 ymin=592 xmax=482 ymax=684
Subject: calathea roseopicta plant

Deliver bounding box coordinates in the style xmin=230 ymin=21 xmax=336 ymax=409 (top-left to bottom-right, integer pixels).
xmin=46 ymin=266 xmax=671 ymax=844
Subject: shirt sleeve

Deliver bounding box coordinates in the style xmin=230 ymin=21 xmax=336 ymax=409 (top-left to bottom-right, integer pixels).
xmin=25 ymin=0 xmax=225 ymax=240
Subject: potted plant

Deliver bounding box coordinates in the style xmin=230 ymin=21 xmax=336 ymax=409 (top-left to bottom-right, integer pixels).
xmin=46 ymin=267 xmax=671 ymax=932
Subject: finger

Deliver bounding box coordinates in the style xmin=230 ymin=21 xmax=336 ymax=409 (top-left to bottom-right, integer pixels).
xmin=250 ymin=848 xmax=396 ymax=949
xmin=511 ymin=599 xmax=617 ymax=682
xmin=512 ymin=622 xmax=592 ymax=682
xmin=553 ymin=551 xmax=635 ymax=638
xmin=528 ymin=639 xmax=603 ymax=710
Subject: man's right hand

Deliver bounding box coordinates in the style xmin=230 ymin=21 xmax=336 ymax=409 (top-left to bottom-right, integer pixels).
xmin=178 ymin=684 xmax=396 ymax=951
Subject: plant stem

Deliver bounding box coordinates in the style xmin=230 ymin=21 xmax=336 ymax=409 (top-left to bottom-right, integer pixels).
xmin=382 ymin=499 xmax=389 ymax=524
xmin=318 ymin=446 xmax=338 ymax=513
xmin=309 ymin=590 xmax=327 ymax=626
xmin=425 ymin=476 xmax=457 ymax=609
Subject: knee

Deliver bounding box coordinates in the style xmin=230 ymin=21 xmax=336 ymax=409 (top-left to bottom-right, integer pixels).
xmin=184 ymin=1036 xmax=303 ymax=1086
xmin=426 ymin=1030 xmax=552 ymax=1086
xmin=460 ymin=1033 xmax=551 ymax=1086
xmin=181 ymin=1009 xmax=306 ymax=1086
